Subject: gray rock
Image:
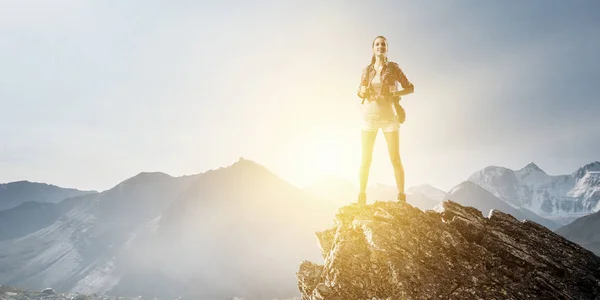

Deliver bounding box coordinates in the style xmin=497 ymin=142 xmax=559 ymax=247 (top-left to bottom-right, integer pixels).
xmin=297 ymin=200 xmax=600 ymax=299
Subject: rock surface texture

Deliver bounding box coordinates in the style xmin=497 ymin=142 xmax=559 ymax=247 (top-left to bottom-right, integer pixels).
xmin=297 ymin=200 xmax=600 ymax=300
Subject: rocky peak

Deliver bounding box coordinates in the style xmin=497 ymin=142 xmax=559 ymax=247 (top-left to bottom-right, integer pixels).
xmin=573 ymin=161 xmax=600 ymax=179
xmin=515 ymin=162 xmax=549 ymax=185
xmin=522 ymin=161 xmax=546 ymax=174
xmin=447 ymin=179 xmax=480 ymax=195
xmin=118 ymin=171 xmax=173 ymax=186
xmin=297 ymin=200 xmax=600 ymax=299
xmin=468 ymin=165 xmax=518 ymax=186
xmin=226 ymin=156 xmax=268 ymax=172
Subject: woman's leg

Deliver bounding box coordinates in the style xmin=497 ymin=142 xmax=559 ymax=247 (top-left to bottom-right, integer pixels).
xmin=383 ymin=129 xmax=405 ymax=200
xmin=359 ymin=130 xmax=378 ymax=196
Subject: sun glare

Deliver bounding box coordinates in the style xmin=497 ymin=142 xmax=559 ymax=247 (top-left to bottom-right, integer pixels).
xmin=285 ymin=130 xmax=358 ymax=186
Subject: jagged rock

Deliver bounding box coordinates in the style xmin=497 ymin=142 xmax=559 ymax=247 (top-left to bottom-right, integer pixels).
xmin=297 ymin=200 xmax=600 ymax=300
xmin=42 ymin=287 xmax=56 ymax=294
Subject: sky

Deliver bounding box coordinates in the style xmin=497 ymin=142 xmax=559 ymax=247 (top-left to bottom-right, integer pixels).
xmin=1 ymin=0 xmax=599 ymax=193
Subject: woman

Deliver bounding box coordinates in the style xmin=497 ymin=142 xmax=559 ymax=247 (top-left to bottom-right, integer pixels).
xmin=356 ymin=35 xmax=415 ymax=205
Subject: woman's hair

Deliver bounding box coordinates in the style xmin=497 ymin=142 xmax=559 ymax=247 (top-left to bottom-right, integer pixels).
xmin=370 ymin=35 xmax=388 ymax=66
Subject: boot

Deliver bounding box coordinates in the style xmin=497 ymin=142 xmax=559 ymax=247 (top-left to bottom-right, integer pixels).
xmin=397 ymin=192 xmax=406 ymax=202
xmin=357 ymin=192 xmax=367 ymax=205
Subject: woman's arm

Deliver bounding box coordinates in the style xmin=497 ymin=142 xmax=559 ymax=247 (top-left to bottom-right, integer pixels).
xmin=392 ymin=83 xmax=414 ymax=97
xmin=357 ymin=66 xmax=368 ymax=99
xmin=390 ymin=62 xmax=414 ymax=98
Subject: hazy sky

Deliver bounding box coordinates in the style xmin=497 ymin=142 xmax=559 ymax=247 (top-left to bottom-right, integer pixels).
xmin=1 ymin=0 xmax=599 ymax=192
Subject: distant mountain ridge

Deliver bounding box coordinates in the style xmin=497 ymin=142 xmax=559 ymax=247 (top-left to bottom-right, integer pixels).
xmin=468 ymin=161 xmax=600 ymax=222
xmin=0 ymin=157 xmax=332 ymax=300
xmin=1 ymin=158 xmax=599 ymax=299
xmin=0 ymin=170 xmax=202 ymax=298
xmin=406 ymin=184 xmax=446 ymax=202
xmin=556 ymin=209 xmax=600 ymax=256
xmin=304 ymin=178 xmax=445 ymax=211
xmin=0 ymin=180 xmax=96 ymax=211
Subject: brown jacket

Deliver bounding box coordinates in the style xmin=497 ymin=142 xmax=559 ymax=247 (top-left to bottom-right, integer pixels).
xmin=357 ymin=60 xmax=414 ymax=104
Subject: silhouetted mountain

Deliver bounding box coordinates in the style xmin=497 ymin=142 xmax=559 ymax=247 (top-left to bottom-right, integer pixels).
xmin=0 ymin=180 xmax=96 ymax=211
xmin=0 ymin=195 xmax=87 ymax=240
xmin=0 ymin=171 xmax=201 ymax=297
xmin=149 ymin=157 xmax=334 ymax=299
xmin=556 ymin=210 xmax=600 ymax=256
xmin=0 ymin=158 xmax=333 ymax=300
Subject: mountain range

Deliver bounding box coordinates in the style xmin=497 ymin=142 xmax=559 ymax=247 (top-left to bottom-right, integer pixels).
xmin=0 ymin=181 xmax=95 ymax=211
xmin=469 ymin=161 xmax=600 ymax=224
xmin=0 ymin=158 xmax=334 ymax=300
xmin=1 ymin=158 xmax=599 ymax=299
xmin=441 ymin=180 xmax=560 ymax=230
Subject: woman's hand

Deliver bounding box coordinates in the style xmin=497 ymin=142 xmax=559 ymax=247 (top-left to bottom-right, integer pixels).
xmin=359 ymin=86 xmax=367 ymax=98
xmin=391 ymin=83 xmax=414 ymax=97
xmin=358 ymin=86 xmax=371 ymax=99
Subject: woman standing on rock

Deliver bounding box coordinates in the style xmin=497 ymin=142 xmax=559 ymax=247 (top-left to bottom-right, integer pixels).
xmin=356 ymin=35 xmax=415 ymax=205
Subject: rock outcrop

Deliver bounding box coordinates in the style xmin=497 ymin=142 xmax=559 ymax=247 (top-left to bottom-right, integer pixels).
xmin=297 ymin=200 xmax=600 ymax=299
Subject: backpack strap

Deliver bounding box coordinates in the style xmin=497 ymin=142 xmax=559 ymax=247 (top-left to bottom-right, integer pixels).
xmin=359 ymin=63 xmax=373 ymax=104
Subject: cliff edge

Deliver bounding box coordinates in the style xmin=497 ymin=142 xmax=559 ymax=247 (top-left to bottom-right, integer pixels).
xmin=297 ymin=200 xmax=600 ymax=299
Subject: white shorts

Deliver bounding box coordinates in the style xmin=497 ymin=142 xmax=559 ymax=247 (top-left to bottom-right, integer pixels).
xmin=362 ymin=116 xmax=399 ymax=132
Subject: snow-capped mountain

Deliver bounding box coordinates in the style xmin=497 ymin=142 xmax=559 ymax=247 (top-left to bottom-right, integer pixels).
xmin=443 ymin=180 xmax=560 ymax=230
xmin=3 ymin=158 xmax=597 ymax=298
xmin=468 ymin=161 xmax=600 ymax=223
xmin=0 ymin=181 xmax=96 ymax=211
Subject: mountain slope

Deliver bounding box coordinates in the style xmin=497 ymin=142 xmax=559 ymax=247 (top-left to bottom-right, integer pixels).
xmin=144 ymin=157 xmax=335 ymax=299
xmin=0 ymin=196 xmax=86 ymax=240
xmin=406 ymin=184 xmax=446 ymax=202
xmin=443 ymin=180 xmax=560 ymax=230
xmin=0 ymin=171 xmax=200 ymax=297
xmin=0 ymin=158 xmax=338 ymax=300
xmin=556 ymin=210 xmax=600 ymax=256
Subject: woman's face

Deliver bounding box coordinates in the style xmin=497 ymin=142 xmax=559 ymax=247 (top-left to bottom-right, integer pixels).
xmin=372 ymin=37 xmax=387 ymax=57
